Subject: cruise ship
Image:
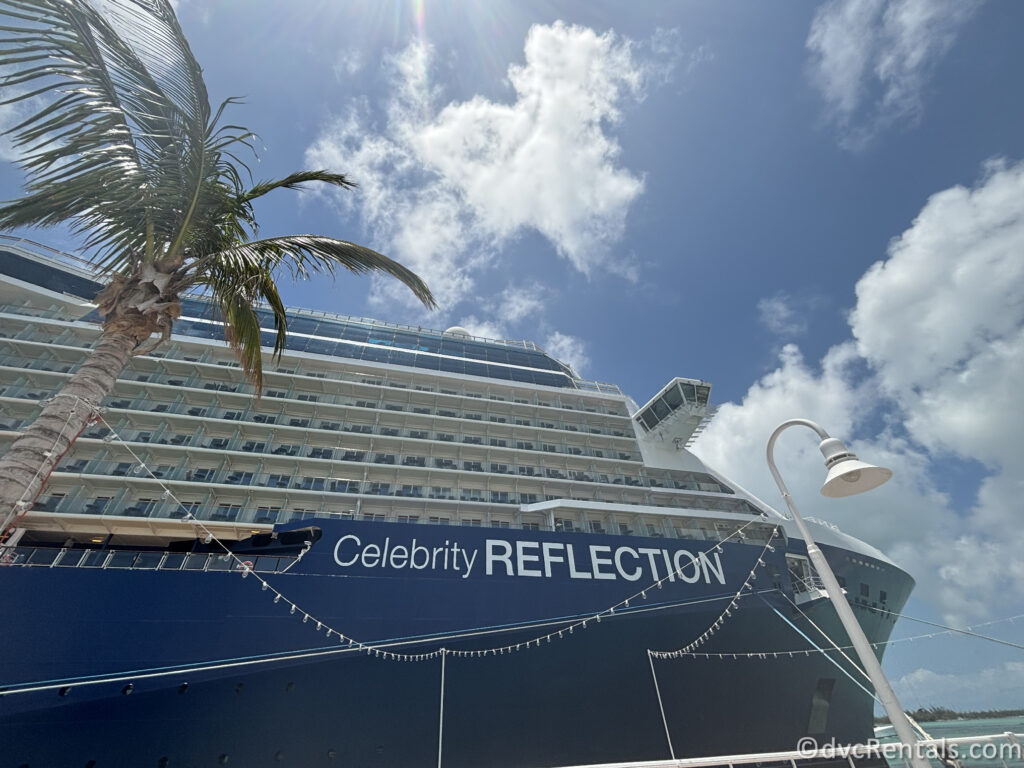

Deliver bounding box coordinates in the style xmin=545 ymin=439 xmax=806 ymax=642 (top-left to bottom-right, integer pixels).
xmin=0 ymin=237 xmax=913 ymax=768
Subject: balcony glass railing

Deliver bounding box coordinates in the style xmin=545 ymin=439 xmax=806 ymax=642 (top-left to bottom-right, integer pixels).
xmin=0 ymin=382 xmax=641 ymax=464
xmin=43 ymin=458 xmax=763 ymax=518
xmin=58 ymin=424 xmax=731 ymax=494
xmin=3 ymin=411 xmax=735 ymax=500
xmin=0 ymin=351 xmax=631 ymax=438
xmin=0 ymin=327 xmax=632 ymax=417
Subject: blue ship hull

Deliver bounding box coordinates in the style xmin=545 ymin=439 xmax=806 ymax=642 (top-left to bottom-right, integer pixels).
xmin=0 ymin=520 xmax=911 ymax=767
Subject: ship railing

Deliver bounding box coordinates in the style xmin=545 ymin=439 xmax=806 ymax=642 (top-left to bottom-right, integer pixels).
xmin=0 ymin=304 xmax=74 ymax=321
xmin=572 ymin=378 xmax=625 ymax=394
xmin=791 ymin=573 xmax=826 ymax=594
xmin=221 ymin=298 xmax=549 ymax=353
xmin=35 ymin=458 xmax=762 ymax=522
xmin=1 ymin=387 xmax=637 ymax=462
xmin=0 ymin=325 xmax=631 ymax=423
xmin=0 ymin=545 xmax=296 ymax=574
xmin=1 ymin=296 xmax=626 ymax=396
xmin=0 ymin=233 xmax=96 ymax=271
xmin=0 ymin=352 xmax=634 ymax=445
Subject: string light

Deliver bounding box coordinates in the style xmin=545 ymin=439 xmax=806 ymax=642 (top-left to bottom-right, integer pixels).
xmin=649 ymin=532 xmax=779 ymax=659
xmin=68 ymin=414 xmax=789 ymax=665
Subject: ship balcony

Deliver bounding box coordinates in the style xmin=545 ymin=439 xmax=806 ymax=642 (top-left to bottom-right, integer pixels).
xmin=32 ymin=466 xmax=769 ymax=532
xmin=25 ymin=482 xmax=778 ymax=547
xmin=40 ymin=444 xmax=758 ymax=517
xmin=0 ymin=342 xmax=634 ymax=436
xmin=0 ymin=412 xmax=740 ymax=499
xmin=0 ymin=378 xmax=643 ymax=463
xmin=0 ymin=311 xmax=636 ymax=418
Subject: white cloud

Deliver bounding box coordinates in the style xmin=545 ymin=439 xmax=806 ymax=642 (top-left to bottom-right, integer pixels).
xmin=851 ymin=160 xmax=1024 ymax=461
xmin=695 ymin=161 xmax=1024 ymax=625
xmin=850 ymin=161 xmax=1024 ymax=532
xmin=895 ymin=661 xmax=1024 ymax=710
xmin=686 ymin=43 xmax=715 ymax=76
xmin=306 ymin=22 xmax=665 ymax=317
xmin=543 ymin=331 xmax=590 ymax=377
xmin=806 ymin=0 xmax=982 ymax=148
xmin=334 ymin=50 xmax=364 ymax=79
xmin=757 ymin=292 xmax=808 ymax=337
xmin=496 ymin=283 xmax=547 ymax=325
xmin=454 ymin=315 xmax=507 ymax=341
xmin=427 ymin=283 xmax=550 ymax=347
xmin=0 ymin=106 xmax=28 ymax=164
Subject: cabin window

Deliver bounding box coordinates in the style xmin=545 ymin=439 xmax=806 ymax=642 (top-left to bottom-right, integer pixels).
xmin=255 ymin=507 xmax=280 ymax=524
xmin=212 ymin=504 xmax=241 ymax=522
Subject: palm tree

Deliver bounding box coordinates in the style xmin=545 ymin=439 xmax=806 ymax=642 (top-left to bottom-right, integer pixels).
xmin=0 ymin=0 xmax=435 ymax=532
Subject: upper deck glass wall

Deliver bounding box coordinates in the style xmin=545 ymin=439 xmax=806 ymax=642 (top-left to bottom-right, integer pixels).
xmin=0 ymin=248 xmax=588 ymax=390
xmin=0 ymin=248 xmax=102 ymax=300
xmin=175 ymin=299 xmax=578 ymax=388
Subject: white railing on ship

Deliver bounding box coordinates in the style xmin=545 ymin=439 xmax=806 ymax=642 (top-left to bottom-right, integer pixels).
xmin=792 ymin=574 xmax=826 ymax=594
xmin=0 ymin=233 xmax=95 ymax=270
xmin=0 ymin=545 xmax=298 ymax=574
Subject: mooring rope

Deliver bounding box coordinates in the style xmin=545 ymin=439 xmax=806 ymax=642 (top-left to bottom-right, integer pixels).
xmin=647 ymin=649 xmax=676 ymax=760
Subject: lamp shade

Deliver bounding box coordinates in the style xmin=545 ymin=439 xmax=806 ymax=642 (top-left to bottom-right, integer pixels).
xmin=818 ymin=437 xmax=893 ymax=498
xmin=821 ymin=459 xmax=893 ymax=498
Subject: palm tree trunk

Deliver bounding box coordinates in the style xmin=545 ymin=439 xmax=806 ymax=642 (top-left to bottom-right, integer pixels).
xmin=0 ymin=325 xmax=140 ymax=536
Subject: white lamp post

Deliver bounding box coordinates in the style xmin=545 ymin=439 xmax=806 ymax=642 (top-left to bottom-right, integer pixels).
xmin=766 ymin=418 xmax=927 ymax=768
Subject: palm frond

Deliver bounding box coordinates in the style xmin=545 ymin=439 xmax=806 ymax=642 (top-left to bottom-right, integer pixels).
xmin=190 ymin=235 xmax=437 ymax=310
xmin=0 ymin=0 xmax=436 ymax=398
xmin=242 ymin=170 xmax=357 ymax=203
xmin=216 ymin=288 xmax=266 ymax=392
xmin=196 ymin=256 xmax=291 ymax=394
xmin=0 ymin=0 xmax=216 ymax=269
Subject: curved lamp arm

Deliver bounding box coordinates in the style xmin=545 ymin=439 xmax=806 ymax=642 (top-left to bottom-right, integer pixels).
xmin=767 ymin=419 xmax=926 ymax=768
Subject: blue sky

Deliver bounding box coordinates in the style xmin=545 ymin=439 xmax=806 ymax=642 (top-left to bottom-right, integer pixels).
xmin=3 ymin=0 xmax=1024 ymax=712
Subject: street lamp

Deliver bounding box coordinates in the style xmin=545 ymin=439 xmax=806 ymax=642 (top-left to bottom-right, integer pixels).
xmin=766 ymin=418 xmax=927 ymax=768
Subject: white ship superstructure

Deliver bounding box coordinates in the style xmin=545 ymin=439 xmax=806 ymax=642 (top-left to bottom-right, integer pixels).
xmin=0 ymin=237 xmax=769 ymax=549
